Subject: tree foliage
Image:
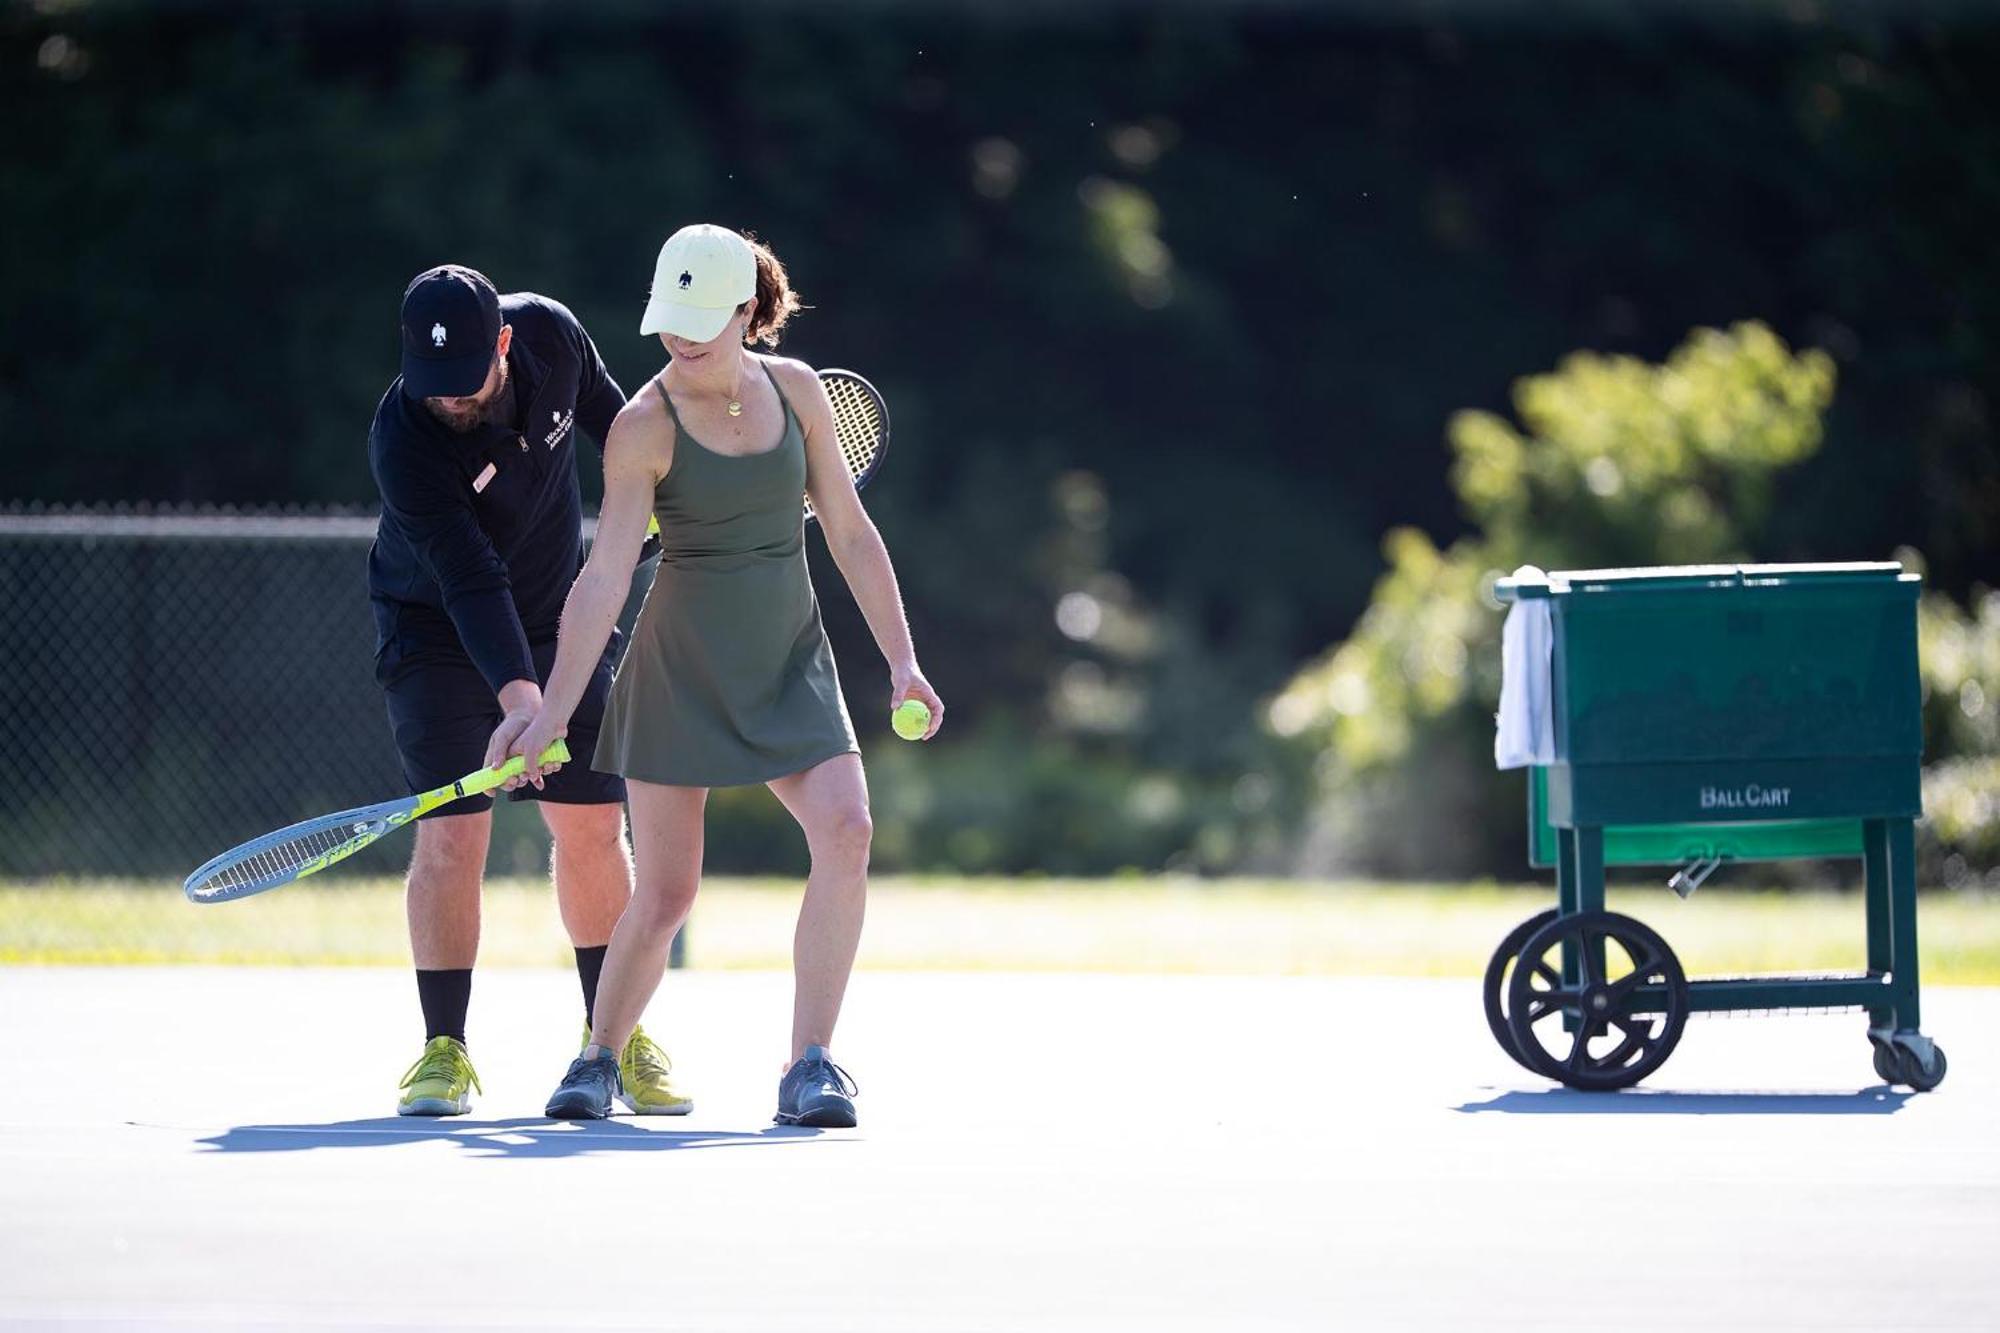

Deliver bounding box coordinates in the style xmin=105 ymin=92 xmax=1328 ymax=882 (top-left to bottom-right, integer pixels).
xmin=1452 ymin=324 xmax=1836 ymax=569
xmin=1273 ymin=323 xmax=1834 ymax=777
xmin=4 ymin=3 xmax=1997 ymax=876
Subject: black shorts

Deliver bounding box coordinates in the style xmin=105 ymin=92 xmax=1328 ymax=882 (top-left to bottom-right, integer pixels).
xmin=377 ymin=633 xmax=626 ymax=817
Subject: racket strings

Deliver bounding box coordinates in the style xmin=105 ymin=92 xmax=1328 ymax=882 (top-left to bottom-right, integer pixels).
xmin=825 ymin=381 xmax=884 ymax=478
xmin=190 ymin=816 xmax=369 ymax=900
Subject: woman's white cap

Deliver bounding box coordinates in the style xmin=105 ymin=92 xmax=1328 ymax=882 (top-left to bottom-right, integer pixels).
xmin=640 ymin=224 xmax=757 ymax=343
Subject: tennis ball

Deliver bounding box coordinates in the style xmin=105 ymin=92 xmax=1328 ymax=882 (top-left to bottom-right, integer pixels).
xmin=892 ymin=699 xmax=931 ymax=740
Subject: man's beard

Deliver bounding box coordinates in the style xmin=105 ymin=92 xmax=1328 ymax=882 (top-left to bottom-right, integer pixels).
xmin=425 ymin=358 xmax=514 ymax=434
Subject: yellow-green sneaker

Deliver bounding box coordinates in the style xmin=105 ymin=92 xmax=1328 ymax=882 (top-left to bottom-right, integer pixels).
xmin=580 ymin=1023 xmax=693 ymax=1115
xmin=397 ymin=1035 xmax=481 ymax=1117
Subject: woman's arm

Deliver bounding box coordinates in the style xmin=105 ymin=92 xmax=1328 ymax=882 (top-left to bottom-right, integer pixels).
xmin=487 ymin=399 xmax=671 ymax=783
xmin=784 ymin=360 xmax=944 ymax=739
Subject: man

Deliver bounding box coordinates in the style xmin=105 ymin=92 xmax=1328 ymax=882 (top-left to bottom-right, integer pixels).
xmin=367 ymin=264 xmax=686 ymax=1117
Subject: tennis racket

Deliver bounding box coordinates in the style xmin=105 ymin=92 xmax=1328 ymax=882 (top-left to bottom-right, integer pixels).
xmin=182 ymin=740 xmax=571 ymax=904
xmin=807 ymin=367 xmax=889 ymax=523
xmin=645 ymin=367 xmax=889 ymax=542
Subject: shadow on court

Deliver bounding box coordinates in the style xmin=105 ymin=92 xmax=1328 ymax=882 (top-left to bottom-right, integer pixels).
xmin=1454 ymin=1087 xmax=1915 ymax=1116
xmin=192 ymin=1118 xmax=838 ymax=1158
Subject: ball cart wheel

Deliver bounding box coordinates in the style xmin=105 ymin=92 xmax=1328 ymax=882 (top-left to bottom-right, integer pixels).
xmin=1483 ymin=908 xmax=1561 ymax=1072
xmin=1896 ymin=1043 xmax=1948 ymax=1093
xmin=1505 ymin=910 xmax=1689 ymax=1092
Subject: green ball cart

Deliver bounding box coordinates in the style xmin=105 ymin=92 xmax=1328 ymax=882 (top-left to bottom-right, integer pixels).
xmin=1486 ymin=562 xmax=1946 ymax=1092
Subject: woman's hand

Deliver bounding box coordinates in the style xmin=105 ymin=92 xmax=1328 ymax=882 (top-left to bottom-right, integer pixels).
xmin=487 ymin=706 xmax=569 ymax=791
xmin=890 ymin=665 xmax=944 ymax=741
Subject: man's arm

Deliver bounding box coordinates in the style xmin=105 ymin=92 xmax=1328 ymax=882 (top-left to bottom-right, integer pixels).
xmin=551 ymin=298 xmax=653 ymax=557
xmin=371 ymin=434 xmax=538 ymax=703
xmin=563 ymin=303 xmax=628 ymax=452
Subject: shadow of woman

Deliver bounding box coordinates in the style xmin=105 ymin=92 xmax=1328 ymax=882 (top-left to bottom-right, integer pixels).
xmin=191 ymin=1118 xmax=841 ymax=1159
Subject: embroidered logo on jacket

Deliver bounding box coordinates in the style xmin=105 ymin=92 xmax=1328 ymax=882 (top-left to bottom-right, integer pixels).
xmin=545 ymin=408 xmax=574 ymax=449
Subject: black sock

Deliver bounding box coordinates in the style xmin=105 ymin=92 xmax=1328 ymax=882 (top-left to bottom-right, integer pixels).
xmin=415 ymin=968 xmax=472 ymax=1045
xmin=575 ymin=946 xmax=608 ymax=1028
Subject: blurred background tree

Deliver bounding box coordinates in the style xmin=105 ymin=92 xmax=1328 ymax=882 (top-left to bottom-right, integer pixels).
xmin=1273 ymin=322 xmax=1996 ymax=882
xmin=3 ymin=1 xmax=1994 ymax=880
xmin=1917 ymin=583 xmax=2000 ymax=887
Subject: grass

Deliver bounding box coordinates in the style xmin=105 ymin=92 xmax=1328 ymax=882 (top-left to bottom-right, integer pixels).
xmin=3 ymin=876 xmax=1999 ymax=982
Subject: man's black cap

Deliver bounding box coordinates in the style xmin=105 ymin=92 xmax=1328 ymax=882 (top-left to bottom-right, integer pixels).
xmin=400 ymin=265 xmax=503 ymax=399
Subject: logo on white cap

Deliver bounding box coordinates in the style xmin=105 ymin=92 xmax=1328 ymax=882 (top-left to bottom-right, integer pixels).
xmin=431 ymin=323 xmax=447 ymax=348
xmin=678 ymin=271 xmax=693 ymax=289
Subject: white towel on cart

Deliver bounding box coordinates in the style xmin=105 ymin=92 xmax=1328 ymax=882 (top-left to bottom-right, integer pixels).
xmin=1494 ymin=565 xmax=1555 ymax=769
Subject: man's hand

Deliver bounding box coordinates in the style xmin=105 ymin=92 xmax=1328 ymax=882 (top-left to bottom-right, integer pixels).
xmin=486 ymin=678 xmax=546 ymax=784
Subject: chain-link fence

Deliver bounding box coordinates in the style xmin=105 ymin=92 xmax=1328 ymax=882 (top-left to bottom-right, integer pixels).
xmin=0 ymin=507 xmax=659 ymax=887
xmin=2 ymin=509 xmax=400 ymax=881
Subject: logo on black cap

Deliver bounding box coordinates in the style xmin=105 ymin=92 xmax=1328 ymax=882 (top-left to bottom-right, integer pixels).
xmin=431 ymin=323 xmax=447 ymax=348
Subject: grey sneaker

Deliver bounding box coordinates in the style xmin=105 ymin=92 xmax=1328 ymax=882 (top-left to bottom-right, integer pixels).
xmin=545 ymin=1049 xmax=622 ymax=1120
xmin=775 ymin=1045 xmax=859 ymax=1128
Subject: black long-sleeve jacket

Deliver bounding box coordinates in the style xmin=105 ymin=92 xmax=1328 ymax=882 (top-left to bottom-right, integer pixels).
xmin=367 ymin=293 xmax=625 ymax=693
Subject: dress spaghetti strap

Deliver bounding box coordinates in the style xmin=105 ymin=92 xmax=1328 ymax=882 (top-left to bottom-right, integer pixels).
xmin=649 ymin=375 xmax=684 ymax=431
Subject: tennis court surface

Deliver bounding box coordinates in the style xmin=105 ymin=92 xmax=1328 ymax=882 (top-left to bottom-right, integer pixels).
xmin=5 ymin=968 xmax=1998 ymax=1330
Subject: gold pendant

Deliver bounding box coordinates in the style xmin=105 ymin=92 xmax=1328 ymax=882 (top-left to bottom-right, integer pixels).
xmin=727 ymin=400 xmax=743 ymax=417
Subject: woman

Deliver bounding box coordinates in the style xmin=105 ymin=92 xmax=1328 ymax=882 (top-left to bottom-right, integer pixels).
xmin=486 ymin=224 xmax=942 ymax=1126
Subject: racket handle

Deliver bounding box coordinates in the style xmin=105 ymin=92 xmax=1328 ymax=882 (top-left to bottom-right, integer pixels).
xmin=485 ymin=738 xmax=573 ymax=787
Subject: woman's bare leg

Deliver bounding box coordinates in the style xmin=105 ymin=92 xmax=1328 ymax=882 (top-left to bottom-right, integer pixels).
xmin=582 ymin=779 xmax=706 ymax=1056
xmin=766 ymin=753 xmax=871 ymax=1063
